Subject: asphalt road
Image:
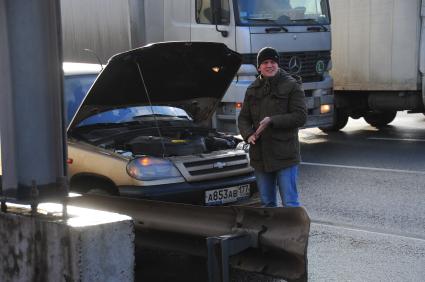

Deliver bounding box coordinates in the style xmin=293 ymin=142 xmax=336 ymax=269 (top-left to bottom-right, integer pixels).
xmin=298 ymin=112 xmax=425 ymax=282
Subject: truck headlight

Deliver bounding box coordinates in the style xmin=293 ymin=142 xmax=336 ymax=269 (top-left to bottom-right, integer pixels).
xmin=126 ymin=156 xmax=182 ymax=181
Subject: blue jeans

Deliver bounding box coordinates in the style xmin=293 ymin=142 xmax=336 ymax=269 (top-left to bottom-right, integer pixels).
xmin=255 ymin=165 xmax=300 ymax=207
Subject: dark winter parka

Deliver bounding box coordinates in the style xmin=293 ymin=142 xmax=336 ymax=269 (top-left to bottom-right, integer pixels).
xmin=238 ymin=69 xmax=307 ymax=172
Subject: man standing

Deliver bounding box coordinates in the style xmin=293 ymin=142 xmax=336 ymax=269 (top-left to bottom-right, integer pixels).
xmin=238 ymin=47 xmax=307 ymax=207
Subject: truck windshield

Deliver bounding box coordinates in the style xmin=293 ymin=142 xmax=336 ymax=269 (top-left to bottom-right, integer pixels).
xmin=235 ymin=0 xmax=330 ymax=26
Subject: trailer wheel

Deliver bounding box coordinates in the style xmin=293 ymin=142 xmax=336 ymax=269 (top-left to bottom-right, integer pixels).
xmin=364 ymin=111 xmax=397 ymax=127
xmin=319 ymin=109 xmax=348 ymax=132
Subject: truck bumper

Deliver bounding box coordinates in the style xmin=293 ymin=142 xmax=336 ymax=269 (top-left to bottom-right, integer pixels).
xmin=303 ymin=74 xmax=334 ymax=128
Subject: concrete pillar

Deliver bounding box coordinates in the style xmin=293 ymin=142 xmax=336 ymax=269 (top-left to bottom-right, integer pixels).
xmin=0 ymin=0 xmax=67 ymax=200
xmin=0 ymin=203 xmax=134 ymax=282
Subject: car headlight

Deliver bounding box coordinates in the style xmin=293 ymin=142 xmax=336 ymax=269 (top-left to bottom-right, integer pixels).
xmin=236 ymin=141 xmax=250 ymax=152
xmin=126 ymin=156 xmax=182 ymax=181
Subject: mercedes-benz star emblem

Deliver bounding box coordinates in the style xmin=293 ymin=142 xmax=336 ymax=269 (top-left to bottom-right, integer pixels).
xmin=288 ymin=56 xmax=302 ymax=74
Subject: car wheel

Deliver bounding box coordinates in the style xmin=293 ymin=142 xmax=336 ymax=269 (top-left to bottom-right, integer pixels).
xmin=319 ymin=108 xmax=349 ymax=132
xmin=86 ymin=188 xmax=114 ymax=196
xmin=364 ymin=111 xmax=397 ymax=127
xmin=70 ymin=177 xmax=118 ymax=196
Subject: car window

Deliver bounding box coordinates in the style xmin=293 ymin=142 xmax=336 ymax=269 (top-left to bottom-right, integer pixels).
xmin=195 ymin=0 xmax=230 ymax=25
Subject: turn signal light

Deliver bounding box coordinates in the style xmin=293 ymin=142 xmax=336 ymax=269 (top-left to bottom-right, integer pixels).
xmin=139 ymin=157 xmax=152 ymax=166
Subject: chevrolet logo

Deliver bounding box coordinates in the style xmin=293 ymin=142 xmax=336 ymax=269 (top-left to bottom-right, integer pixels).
xmin=213 ymin=162 xmax=227 ymax=169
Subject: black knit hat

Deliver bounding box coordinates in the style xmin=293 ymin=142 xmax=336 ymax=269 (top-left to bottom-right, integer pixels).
xmin=257 ymin=47 xmax=280 ymax=67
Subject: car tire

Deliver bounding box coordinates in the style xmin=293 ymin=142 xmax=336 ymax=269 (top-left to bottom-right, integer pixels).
xmin=70 ymin=176 xmax=118 ymax=196
xmin=364 ymin=111 xmax=397 ymax=127
xmin=86 ymin=188 xmax=114 ymax=196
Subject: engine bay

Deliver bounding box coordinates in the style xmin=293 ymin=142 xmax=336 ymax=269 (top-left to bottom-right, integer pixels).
xmin=72 ymin=125 xmax=241 ymax=158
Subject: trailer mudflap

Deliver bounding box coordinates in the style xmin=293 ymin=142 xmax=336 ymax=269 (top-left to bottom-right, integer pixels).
xmin=68 ymin=194 xmax=310 ymax=281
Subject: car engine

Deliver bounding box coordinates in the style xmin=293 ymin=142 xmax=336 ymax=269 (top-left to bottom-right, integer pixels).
xmin=75 ymin=126 xmax=241 ymax=158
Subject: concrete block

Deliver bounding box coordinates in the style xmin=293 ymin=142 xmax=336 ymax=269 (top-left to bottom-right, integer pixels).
xmin=0 ymin=203 xmax=134 ymax=282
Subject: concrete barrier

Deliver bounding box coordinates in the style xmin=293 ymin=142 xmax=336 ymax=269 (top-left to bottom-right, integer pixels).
xmin=0 ymin=203 xmax=134 ymax=282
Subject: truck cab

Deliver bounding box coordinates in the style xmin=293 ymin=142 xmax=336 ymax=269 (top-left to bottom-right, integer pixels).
xmin=158 ymin=0 xmax=334 ymax=132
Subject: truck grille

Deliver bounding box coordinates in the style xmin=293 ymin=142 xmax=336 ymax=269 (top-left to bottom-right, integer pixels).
xmin=183 ymin=155 xmax=249 ymax=176
xmin=241 ymin=51 xmax=330 ymax=83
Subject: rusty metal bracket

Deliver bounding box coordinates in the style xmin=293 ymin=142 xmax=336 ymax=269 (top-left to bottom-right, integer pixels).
xmin=207 ymin=233 xmax=254 ymax=282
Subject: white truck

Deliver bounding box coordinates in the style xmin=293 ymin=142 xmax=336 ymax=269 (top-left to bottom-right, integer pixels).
xmin=328 ymin=0 xmax=425 ymax=130
xmin=61 ymin=0 xmax=335 ymax=133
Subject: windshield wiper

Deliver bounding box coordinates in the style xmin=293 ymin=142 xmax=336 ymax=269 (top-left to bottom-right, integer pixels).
xmin=132 ymin=114 xmax=190 ymax=120
xmin=75 ymin=121 xmax=142 ymax=129
xmin=133 ymin=114 xmax=173 ymax=119
xmin=291 ymin=18 xmax=328 ymax=31
xmin=245 ymin=17 xmax=275 ymax=22
xmin=244 ymin=17 xmax=290 ymax=32
xmin=265 ymin=26 xmax=288 ymax=33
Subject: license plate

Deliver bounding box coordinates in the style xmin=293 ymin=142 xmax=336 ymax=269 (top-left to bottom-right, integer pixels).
xmin=205 ymin=184 xmax=250 ymax=205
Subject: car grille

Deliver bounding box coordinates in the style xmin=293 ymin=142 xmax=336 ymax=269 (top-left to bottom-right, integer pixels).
xmin=183 ymin=154 xmax=249 ymax=177
xmin=241 ymin=51 xmax=330 ymax=82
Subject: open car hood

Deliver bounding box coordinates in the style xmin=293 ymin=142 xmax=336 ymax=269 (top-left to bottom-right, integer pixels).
xmin=68 ymin=42 xmax=242 ymax=131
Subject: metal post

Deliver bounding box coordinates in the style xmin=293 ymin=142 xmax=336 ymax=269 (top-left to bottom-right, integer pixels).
xmin=207 ymin=233 xmax=254 ymax=282
xmin=0 ymin=0 xmax=67 ymax=202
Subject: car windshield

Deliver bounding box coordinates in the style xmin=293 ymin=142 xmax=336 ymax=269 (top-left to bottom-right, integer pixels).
xmin=236 ymin=0 xmax=330 ymax=26
xmin=64 ymin=74 xmax=97 ymax=125
xmin=77 ymin=106 xmax=192 ymax=127
xmin=64 ymin=74 xmax=192 ymax=128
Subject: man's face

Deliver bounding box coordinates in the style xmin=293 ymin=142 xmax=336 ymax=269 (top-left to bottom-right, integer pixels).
xmin=258 ymin=59 xmax=279 ymax=77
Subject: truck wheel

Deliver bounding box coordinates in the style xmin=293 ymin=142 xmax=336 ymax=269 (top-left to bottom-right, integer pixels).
xmin=319 ymin=109 xmax=349 ymax=132
xmin=364 ymin=111 xmax=397 ymax=127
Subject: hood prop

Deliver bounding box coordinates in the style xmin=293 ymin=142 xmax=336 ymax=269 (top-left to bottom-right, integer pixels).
xmin=135 ymin=61 xmax=167 ymax=158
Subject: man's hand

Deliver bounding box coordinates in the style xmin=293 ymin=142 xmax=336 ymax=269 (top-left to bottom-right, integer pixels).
xmin=255 ymin=116 xmax=272 ymax=137
xmin=247 ymin=134 xmax=257 ymax=145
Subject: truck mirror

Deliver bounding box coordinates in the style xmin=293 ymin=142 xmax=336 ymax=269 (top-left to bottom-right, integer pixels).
xmin=211 ymin=0 xmax=229 ymax=37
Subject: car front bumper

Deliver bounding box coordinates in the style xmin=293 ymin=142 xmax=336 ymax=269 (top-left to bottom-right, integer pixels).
xmin=118 ymin=172 xmax=257 ymax=205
